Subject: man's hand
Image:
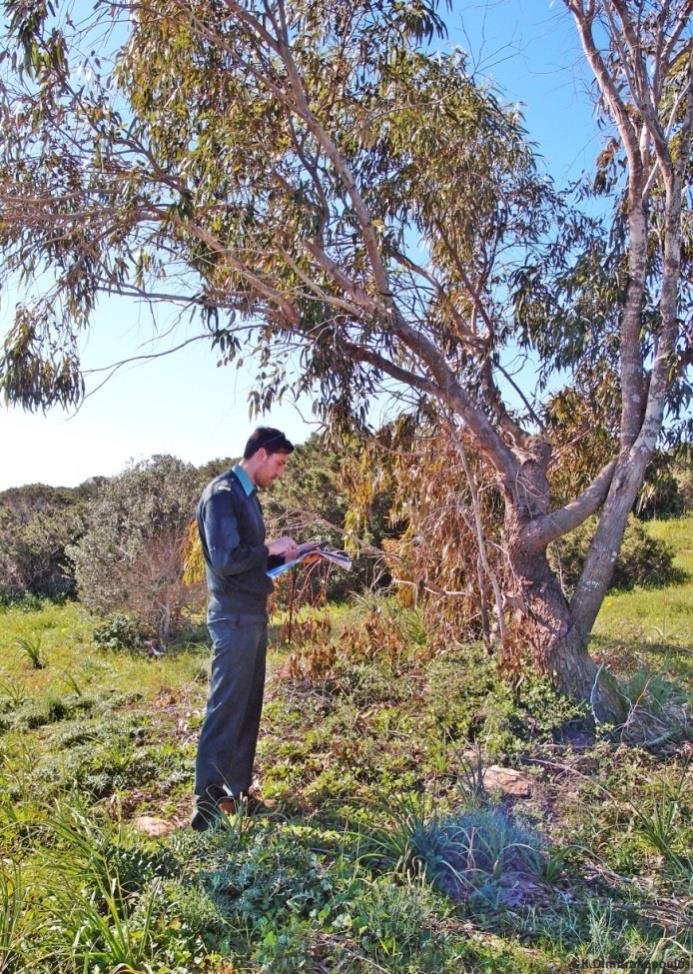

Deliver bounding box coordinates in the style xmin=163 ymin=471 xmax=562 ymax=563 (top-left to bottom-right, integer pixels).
xmin=267 ymin=536 xmax=299 ymax=562
xmin=297 ymin=540 xmax=322 ymax=554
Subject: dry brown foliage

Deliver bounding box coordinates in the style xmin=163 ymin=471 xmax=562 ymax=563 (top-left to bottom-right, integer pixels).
xmin=345 ymin=417 xmax=507 ymax=653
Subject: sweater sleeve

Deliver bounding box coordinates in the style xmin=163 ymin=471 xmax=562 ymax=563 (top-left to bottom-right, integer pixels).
xmin=201 ymin=489 xmax=268 ymax=577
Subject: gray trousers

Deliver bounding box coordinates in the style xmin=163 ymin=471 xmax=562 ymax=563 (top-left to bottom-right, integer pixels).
xmin=194 ymin=613 xmax=268 ymax=806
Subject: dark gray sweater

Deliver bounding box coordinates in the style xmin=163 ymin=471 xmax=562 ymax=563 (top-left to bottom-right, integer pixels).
xmin=196 ymin=467 xmax=279 ymax=618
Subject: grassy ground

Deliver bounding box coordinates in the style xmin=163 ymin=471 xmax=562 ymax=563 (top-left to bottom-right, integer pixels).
xmin=592 ymin=516 xmax=692 ymax=682
xmin=0 ymin=520 xmax=690 ymax=973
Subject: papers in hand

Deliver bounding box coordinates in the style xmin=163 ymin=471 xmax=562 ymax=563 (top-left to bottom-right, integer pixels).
xmin=266 ymin=541 xmax=353 ymax=579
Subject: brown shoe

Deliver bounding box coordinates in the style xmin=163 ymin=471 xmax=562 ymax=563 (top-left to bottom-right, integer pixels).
xmin=218 ymin=793 xmax=273 ymax=816
xmin=217 ymin=797 xmax=242 ymax=815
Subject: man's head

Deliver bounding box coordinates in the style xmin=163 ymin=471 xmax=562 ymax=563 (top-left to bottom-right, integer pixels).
xmin=241 ymin=427 xmax=294 ymax=488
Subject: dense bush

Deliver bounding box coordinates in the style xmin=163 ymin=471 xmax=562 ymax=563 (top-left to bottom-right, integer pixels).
xmin=68 ymin=455 xmax=204 ymax=641
xmin=0 ymin=483 xmax=95 ymax=599
xmin=550 ymin=515 xmax=683 ymax=595
xmin=635 ymin=450 xmax=691 ymax=520
xmin=261 ymin=435 xmax=356 ymax=607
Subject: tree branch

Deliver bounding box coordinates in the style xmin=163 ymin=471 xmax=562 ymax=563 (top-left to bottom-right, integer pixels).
xmin=341 ymin=340 xmax=440 ymax=399
xmin=163 ymin=211 xmax=302 ymax=326
xmin=565 ymin=0 xmax=642 ymax=172
xmin=521 ymin=458 xmax=618 ymax=548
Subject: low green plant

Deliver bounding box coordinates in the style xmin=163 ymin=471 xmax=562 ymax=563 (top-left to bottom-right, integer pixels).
xmin=336 ymin=875 xmax=458 ymax=972
xmin=59 ymin=669 xmax=83 ymax=696
xmin=623 ymin=670 xmax=687 ymax=715
xmin=424 ymin=646 xmax=502 ymax=745
xmin=0 ymin=593 xmax=45 ymax=613
xmin=92 ymin=614 xmax=147 ymax=652
xmin=145 ymin=877 xmax=230 ymax=942
xmin=6 ymin=691 xmax=94 ymax=735
xmin=620 ymin=669 xmax=690 ymax=746
xmin=425 ymin=650 xmax=590 ymax=760
xmin=630 ymin=757 xmax=691 ymax=869
xmin=512 ymin=677 xmax=591 ymax=740
xmin=357 ymin=792 xmax=437 ymax=878
xmin=33 ymin=713 xmax=184 ymax=800
xmin=222 ymin=828 xmax=334 ymax=924
xmin=579 ymin=900 xmax=623 ymax=968
xmin=48 ymin=804 xmax=180 ymax=903
xmin=47 ymin=872 xmax=162 ymax=972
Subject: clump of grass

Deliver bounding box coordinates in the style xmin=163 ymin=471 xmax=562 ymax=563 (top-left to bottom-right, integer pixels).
xmin=30 ymin=802 xmax=188 ymax=972
xmin=359 ymin=793 xmax=546 ymax=910
xmin=59 ymin=669 xmax=83 ymax=696
xmin=619 ymin=669 xmax=690 ymax=748
xmin=358 ymin=792 xmax=437 ymax=878
xmin=92 ymin=614 xmax=147 ymax=653
xmin=16 ymin=634 xmax=45 ymax=670
xmin=46 ymin=867 xmax=162 ymax=973
xmin=7 ymin=691 xmax=94 ymax=734
xmin=423 ymin=807 xmax=545 ymax=908
xmin=0 ymin=679 xmax=27 ymax=712
xmin=0 ymin=862 xmax=28 ymax=973
xmin=630 ymin=756 xmax=691 ymax=870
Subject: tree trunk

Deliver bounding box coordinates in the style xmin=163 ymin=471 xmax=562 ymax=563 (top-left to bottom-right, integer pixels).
xmin=570 ymin=448 xmax=652 ymax=641
xmin=505 ymin=507 xmax=627 ymax=725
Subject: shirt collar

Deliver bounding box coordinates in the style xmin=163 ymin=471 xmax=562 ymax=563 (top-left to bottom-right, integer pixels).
xmin=232 ymin=463 xmax=256 ymax=497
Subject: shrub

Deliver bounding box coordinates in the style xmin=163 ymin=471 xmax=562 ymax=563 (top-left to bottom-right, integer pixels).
xmin=612 ymin=521 xmax=683 ymax=589
xmin=550 ymin=515 xmax=683 ymax=595
xmin=365 ymin=793 xmax=545 ymax=910
xmin=635 ymin=449 xmax=692 ymax=519
xmin=510 ymin=677 xmax=590 ymax=741
xmin=68 ymin=455 xmax=205 ymax=642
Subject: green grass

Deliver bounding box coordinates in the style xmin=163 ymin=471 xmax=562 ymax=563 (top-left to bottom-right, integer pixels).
xmin=0 ymin=518 xmax=690 ymax=973
xmin=591 ymin=516 xmax=692 ymax=681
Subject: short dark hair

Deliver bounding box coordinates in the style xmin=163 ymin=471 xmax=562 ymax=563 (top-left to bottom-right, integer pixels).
xmin=243 ymin=427 xmax=294 ymax=460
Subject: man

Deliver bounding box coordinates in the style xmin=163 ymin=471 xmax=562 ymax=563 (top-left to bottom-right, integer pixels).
xmin=192 ymin=426 xmax=298 ymax=830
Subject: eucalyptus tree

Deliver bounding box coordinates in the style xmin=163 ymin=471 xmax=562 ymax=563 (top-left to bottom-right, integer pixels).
xmin=1 ymin=0 xmax=691 ymax=720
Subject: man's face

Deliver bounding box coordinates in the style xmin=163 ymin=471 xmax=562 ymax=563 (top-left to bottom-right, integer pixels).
xmin=254 ymin=449 xmax=290 ymax=488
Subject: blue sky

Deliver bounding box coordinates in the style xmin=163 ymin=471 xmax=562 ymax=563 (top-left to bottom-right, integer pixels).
xmin=0 ymin=0 xmax=605 ymax=490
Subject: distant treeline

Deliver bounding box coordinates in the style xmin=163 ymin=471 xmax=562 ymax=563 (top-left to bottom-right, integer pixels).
xmin=1 ymin=437 xmax=689 ymax=641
